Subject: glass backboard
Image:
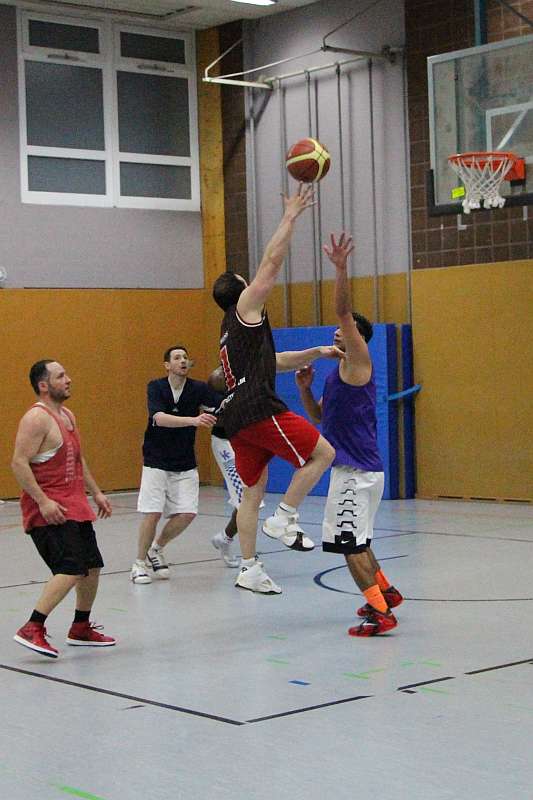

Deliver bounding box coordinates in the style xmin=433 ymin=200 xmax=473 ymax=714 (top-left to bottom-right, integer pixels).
xmin=428 ymin=34 xmax=533 ymax=211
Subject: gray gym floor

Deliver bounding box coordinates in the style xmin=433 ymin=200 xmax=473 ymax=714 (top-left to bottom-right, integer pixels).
xmin=1 ymin=488 xmax=532 ymax=800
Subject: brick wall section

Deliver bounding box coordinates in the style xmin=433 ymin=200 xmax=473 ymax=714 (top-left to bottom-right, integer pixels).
xmin=405 ymin=0 xmax=533 ymax=269
xmin=219 ymin=22 xmax=250 ymax=280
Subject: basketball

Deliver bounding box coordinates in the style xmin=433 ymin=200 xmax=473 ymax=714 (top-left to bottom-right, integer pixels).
xmin=286 ymin=138 xmax=331 ymax=183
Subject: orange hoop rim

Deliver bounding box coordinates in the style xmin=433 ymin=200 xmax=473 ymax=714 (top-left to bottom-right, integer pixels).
xmin=448 ymin=151 xmax=518 ymax=169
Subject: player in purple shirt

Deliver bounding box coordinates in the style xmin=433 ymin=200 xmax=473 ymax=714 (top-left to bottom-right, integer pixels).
xmin=297 ymin=233 xmax=403 ymax=636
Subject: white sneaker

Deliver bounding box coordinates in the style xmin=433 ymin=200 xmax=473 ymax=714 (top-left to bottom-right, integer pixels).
xmin=262 ymin=512 xmax=315 ymax=551
xmin=130 ymin=561 xmax=152 ymax=584
xmin=146 ymin=546 xmax=170 ymax=579
xmin=235 ymin=561 xmax=282 ymax=594
xmin=211 ymin=532 xmax=240 ymax=567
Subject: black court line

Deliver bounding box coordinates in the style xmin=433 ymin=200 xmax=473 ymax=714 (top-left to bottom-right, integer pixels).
xmin=0 ymin=664 xmax=244 ymax=726
xmin=464 ymin=657 xmax=533 ymax=675
xmin=246 ymin=694 xmax=372 ymax=723
xmin=0 ymin=548 xmax=289 ymax=590
xmin=374 ymin=527 xmax=533 ymax=545
xmin=314 ymin=562 xmax=533 ymax=602
xmin=397 ymin=676 xmax=455 ymax=691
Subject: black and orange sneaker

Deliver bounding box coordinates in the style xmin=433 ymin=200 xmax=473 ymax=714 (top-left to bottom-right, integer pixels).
xmin=356 ymin=586 xmax=403 ymax=618
xmin=14 ymin=622 xmax=59 ymax=658
xmin=348 ymin=609 xmax=397 ymax=637
xmin=66 ymin=621 xmax=116 ymax=647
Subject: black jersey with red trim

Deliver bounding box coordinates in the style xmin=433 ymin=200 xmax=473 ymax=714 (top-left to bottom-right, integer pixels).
xmin=219 ymin=305 xmax=287 ymax=438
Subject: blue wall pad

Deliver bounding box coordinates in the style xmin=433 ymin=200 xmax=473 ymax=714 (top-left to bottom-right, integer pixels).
xmin=401 ymin=325 xmax=416 ymax=499
xmin=267 ymin=324 xmax=399 ymax=499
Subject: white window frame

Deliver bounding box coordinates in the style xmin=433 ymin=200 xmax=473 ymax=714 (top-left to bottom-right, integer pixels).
xmin=17 ymin=10 xmax=200 ymax=211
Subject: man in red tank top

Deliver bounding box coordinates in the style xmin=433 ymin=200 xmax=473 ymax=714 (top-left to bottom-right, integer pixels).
xmin=11 ymin=360 xmax=116 ymax=658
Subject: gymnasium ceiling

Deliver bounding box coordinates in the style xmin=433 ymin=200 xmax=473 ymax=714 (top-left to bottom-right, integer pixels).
xmin=17 ymin=0 xmax=320 ymax=29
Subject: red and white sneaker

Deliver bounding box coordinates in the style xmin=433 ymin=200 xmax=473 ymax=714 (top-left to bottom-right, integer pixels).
xmin=14 ymin=622 xmax=59 ymax=658
xmin=66 ymin=621 xmax=116 ymax=647
xmin=348 ymin=609 xmax=397 ymax=637
xmin=356 ymin=586 xmax=404 ymax=618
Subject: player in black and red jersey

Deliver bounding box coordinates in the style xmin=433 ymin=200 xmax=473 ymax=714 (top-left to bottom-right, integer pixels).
xmin=212 ymin=184 xmax=341 ymax=594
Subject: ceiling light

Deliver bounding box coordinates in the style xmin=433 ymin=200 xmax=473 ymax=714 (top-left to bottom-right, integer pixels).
xmin=231 ymin=0 xmax=277 ymax=6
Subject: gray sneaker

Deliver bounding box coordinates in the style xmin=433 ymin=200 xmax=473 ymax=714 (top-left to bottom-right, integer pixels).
xmin=211 ymin=532 xmax=240 ymax=567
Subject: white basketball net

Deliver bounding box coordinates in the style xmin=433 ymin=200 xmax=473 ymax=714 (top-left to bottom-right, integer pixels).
xmin=448 ymin=152 xmax=515 ymax=214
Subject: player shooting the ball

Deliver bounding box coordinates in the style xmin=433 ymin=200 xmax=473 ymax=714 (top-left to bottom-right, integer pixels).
xmin=212 ymin=184 xmax=343 ymax=595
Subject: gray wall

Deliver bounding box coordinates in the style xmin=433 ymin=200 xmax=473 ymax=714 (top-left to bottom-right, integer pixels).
xmin=244 ymin=0 xmax=408 ymax=284
xmin=0 ymin=5 xmax=204 ymax=289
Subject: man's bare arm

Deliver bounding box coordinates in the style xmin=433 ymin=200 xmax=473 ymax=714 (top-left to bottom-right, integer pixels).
xmin=237 ymin=184 xmax=314 ymax=323
xmin=153 ymin=412 xmax=216 ymax=429
xmin=324 ymin=232 xmax=371 ymax=383
xmin=11 ymin=410 xmax=67 ymax=524
xmin=295 ymin=366 xmax=322 ymax=424
xmin=276 ymin=346 xmax=344 ymax=373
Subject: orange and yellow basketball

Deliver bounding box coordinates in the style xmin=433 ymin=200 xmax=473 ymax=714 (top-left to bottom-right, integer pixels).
xmin=286 ymin=138 xmax=331 ymax=183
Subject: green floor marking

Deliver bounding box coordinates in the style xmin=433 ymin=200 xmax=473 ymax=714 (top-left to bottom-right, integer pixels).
xmin=54 ymin=785 xmax=107 ymax=800
xmin=419 ymin=686 xmax=450 ymax=695
xmin=343 ymin=668 xmax=386 ymax=679
xmin=400 ymin=661 xmax=416 ymax=667
xmin=108 ymin=607 xmax=128 ymax=613
xmin=420 ymin=660 xmax=442 ymax=667
xmin=267 ymin=634 xmax=287 ymax=640
xmin=266 ymin=658 xmax=290 ymax=665
xmin=506 ymin=703 xmax=533 ymax=714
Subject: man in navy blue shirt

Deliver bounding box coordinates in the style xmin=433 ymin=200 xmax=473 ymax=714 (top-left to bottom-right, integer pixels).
xmin=131 ymin=345 xmax=217 ymax=584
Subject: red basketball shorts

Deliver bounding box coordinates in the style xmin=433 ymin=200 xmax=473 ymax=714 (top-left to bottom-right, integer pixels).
xmin=230 ymin=411 xmax=320 ymax=487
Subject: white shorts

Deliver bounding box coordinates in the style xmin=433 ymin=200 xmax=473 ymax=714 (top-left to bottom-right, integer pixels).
xmin=322 ymin=466 xmax=385 ymax=554
xmin=210 ymin=435 xmax=244 ymax=508
xmin=137 ymin=467 xmax=199 ymax=516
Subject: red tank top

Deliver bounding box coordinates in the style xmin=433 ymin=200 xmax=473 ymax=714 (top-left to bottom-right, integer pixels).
xmin=20 ymin=404 xmax=96 ymax=532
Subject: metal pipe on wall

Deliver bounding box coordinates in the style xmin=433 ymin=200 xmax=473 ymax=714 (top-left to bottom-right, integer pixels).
xmin=336 ymin=63 xmax=346 ymax=233
xmin=314 ymin=77 xmax=325 ymax=319
xmin=401 ymin=53 xmax=413 ymax=325
xmin=368 ymin=58 xmax=381 ymax=322
xmin=306 ymin=70 xmax=321 ymax=326
xmin=246 ymin=86 xmax=260 ymax=279
xmin=278 ymin=79 xmax=291 ymax=326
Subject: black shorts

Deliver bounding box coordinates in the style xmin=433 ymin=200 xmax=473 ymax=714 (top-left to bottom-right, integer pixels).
xmin=29 ymin=521 xmax=104 ymax=576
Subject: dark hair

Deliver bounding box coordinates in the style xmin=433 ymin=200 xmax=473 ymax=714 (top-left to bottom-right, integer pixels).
xmin=212 ymin=272 xmax=245 ymax=311
xmin=29 ymin=359 xmax=54 ymax=395
xmin=164 ymin=345 xmax=188 ymax=362
xmin=352 ymin=312 xmax=373 ymax=343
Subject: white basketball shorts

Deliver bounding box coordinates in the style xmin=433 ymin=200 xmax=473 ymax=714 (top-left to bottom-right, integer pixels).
xmin=137 ymin=466 xmax=199 ymax=516
xmin=322 ymin=466 xmax=385 ymax=554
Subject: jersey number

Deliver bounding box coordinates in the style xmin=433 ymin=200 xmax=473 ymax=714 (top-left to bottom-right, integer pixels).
xmin=220 ymin=345 xmax=236 ymax=391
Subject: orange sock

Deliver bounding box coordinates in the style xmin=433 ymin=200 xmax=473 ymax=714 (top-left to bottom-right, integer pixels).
xmin=363 ymin=584 xmax=388 ymax=613
xmin=375 ymin=569 xmax=391 ymax=592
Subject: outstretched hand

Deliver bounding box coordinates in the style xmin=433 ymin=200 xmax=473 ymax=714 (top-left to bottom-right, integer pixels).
xmin=283 ymin=183 xmax=315 ymax=221
xmin=323 ymin=232 xmax=354 ymax=270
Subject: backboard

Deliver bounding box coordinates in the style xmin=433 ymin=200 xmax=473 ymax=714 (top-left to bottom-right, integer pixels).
xmin=427 ymin=33 xmax=533 ymax=213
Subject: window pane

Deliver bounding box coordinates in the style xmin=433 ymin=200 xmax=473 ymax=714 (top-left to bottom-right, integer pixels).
xmin=120 ymin=32 xmax=185 ymax=64
xmin=29 ymin=20 xmax=99 ymax=54
xmin=28 ymin=156 xmax=106 ymax=194
xmin=117 ymin=72 xmax=190 ymax=157
xmin=120 ymin=162 xmax=191 ymax=199
xmin=25 ymin=61 xmax=105 ymax=150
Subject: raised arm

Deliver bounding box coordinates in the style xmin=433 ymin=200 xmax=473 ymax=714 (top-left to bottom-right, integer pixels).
xmin=237 ymin=184 xmax=315 ymax=323
xmin=324 ymin=233 xmax=372 ymax=385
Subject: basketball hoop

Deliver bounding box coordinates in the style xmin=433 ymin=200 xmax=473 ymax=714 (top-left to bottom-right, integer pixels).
xmin=448 ymin=151 xmax=525 ymax=214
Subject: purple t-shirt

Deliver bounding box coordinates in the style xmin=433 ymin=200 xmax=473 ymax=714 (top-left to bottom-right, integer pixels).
xmin=322 ymin=366 xmax=383 ymax=472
